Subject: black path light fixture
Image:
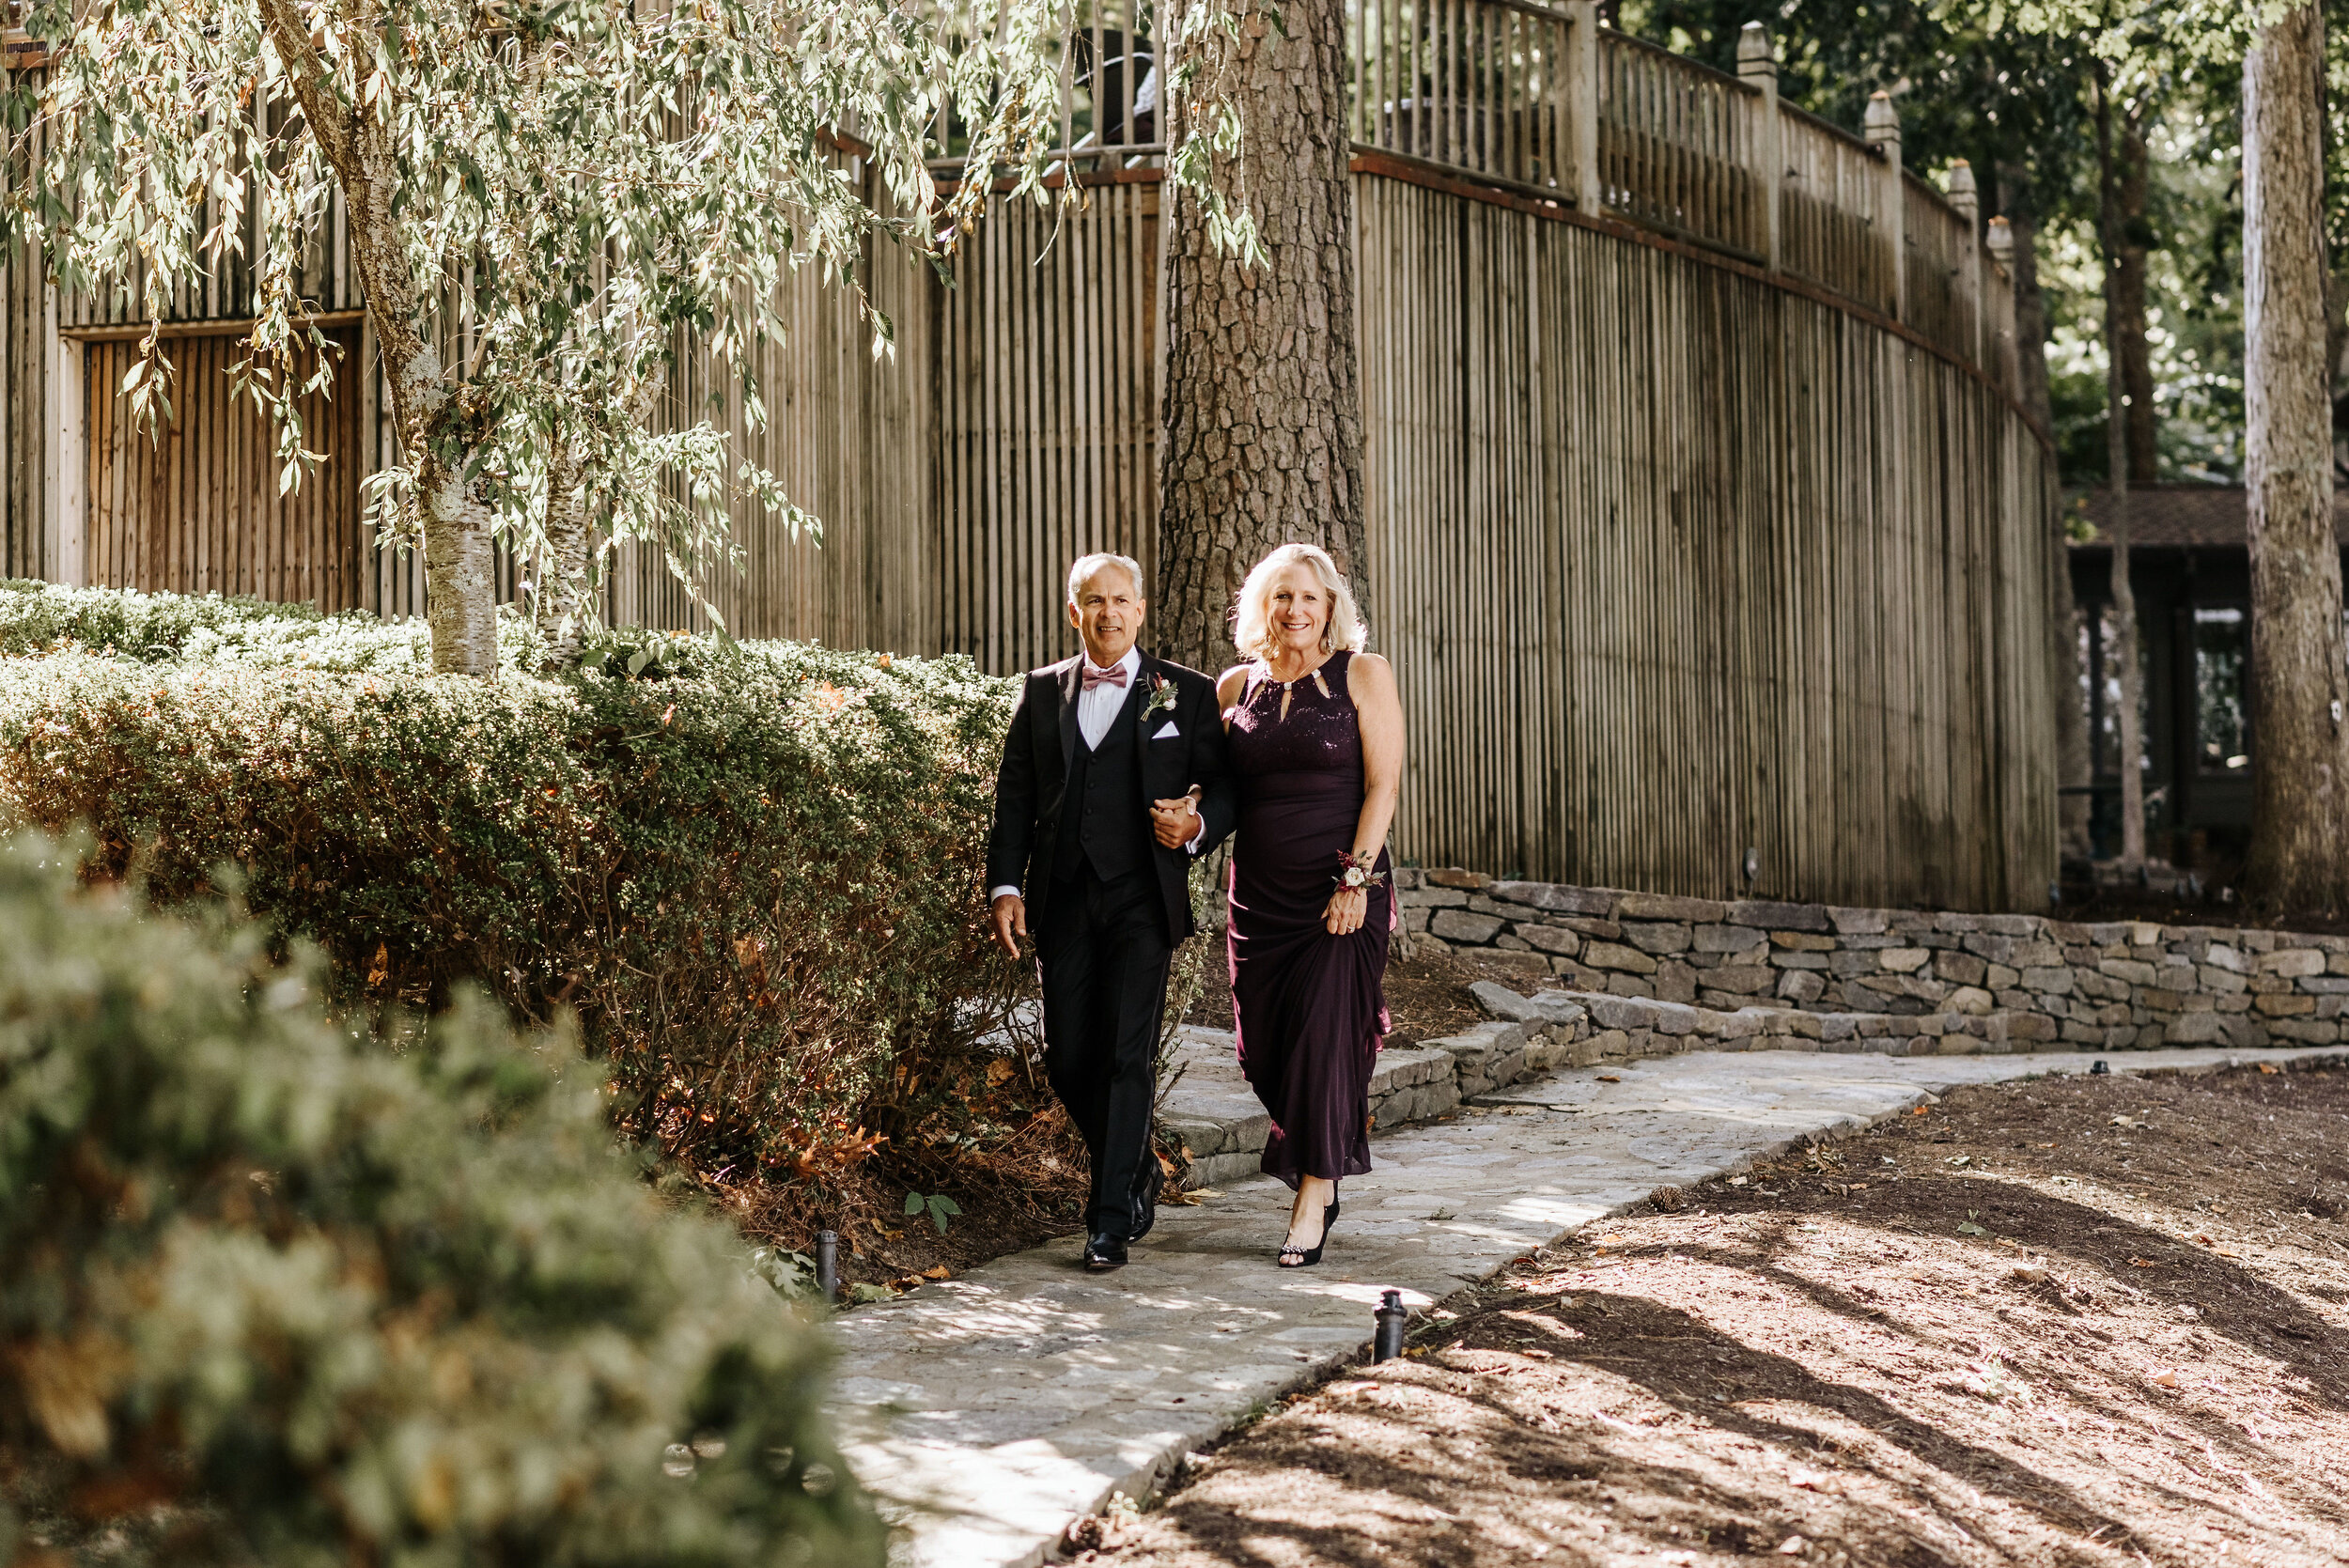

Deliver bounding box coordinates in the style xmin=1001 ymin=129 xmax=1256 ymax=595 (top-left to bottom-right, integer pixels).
xmin=1373 ymin=1289 xmax=1409 ymax=1362
xmin=816 ymin=1230 xmax=841 ymax=1306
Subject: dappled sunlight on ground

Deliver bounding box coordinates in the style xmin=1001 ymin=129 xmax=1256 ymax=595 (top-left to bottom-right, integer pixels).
xmin=1112 ymin=1064 xmax=2349 ymax=1567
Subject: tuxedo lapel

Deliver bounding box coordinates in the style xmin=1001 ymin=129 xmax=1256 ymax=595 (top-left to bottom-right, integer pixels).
xmin=1132 ymin=652 xmax=1165 ymax=808
xmin=1056 ymin=657 xmax=1083 ymax=773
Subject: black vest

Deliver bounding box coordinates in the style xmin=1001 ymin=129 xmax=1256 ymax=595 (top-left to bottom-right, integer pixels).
xmin=1054 ymin=680 xmax=1148 ymax=882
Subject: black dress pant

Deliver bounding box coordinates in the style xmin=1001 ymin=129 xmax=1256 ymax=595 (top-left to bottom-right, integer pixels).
xmin=1037 ymin=863 xmax=1171 ymax=1240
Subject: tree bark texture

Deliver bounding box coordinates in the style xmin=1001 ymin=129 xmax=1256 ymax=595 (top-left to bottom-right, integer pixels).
xmin=2104 ymin=425 xmax=2146 ymax=872
xmin=2243 ymin=2 xmax=2349 ymax=915
xmin=537 ymin=435 xmax=594 ymax=667
xmin=1156 ymin=0 xmax=1365 ymax=675
xmin=2094 ymin=76 xmax=2147 ymax=870
xmin=1998 ymin=166 xmax=2092 ymax=860
xmin=257 ymin=0 xmax=499 ymax=675
xmin=1995 ymin=164 xmax=2056 ymax=439
xmin=2109 ymin=119 xmax=2157 ymax=486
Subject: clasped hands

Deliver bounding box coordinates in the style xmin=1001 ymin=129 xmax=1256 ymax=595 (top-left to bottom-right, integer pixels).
xmin=1149 ymin=790 xmax=1203 ymax=849
xmin=990 ymin=793 xmax=1205 ymax=960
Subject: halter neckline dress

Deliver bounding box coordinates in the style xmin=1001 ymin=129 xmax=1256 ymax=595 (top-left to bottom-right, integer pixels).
xmin=1223 ymin=649 xmax=1393 ymax=1188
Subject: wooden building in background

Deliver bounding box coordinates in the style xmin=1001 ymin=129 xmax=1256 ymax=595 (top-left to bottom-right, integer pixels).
xmin=1 ymin=2 xmax=2062 ymax=909
xmin=2067 ymin=487 xmax=2349 ymax=865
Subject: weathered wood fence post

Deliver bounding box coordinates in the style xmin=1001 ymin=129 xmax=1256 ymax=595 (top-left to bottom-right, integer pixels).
xmin=1948 ymin=159 xmax=1982 ymax=367
xmin=1863 ymin=90 xmax=1904 ymax=320
xmin=1566 ymin=1 xmax=1601 ymax=215
xmin=1735 ymin=23 xmax=1781 ymax=272
xmin=1985 ymin=214 xmax=2015 ymax=374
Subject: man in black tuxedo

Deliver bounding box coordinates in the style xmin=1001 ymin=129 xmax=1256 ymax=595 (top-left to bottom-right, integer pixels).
xmin=986 ymin=553 xmax=1235 ymax=1270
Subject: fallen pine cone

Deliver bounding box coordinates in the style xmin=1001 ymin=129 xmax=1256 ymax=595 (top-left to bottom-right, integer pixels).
xmin=1062 ymin=1490 xmax=1141 ymax=1555
xmin=1651 ymin=1184 xmax=1687 ymax=1214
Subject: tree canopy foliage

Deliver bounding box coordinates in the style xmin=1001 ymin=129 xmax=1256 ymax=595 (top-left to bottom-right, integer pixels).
xmin=1 ymin=0 xmax=1258 ymax=671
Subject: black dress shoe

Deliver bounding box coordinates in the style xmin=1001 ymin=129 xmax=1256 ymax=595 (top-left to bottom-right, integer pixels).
xmin=1126 ymin=1163 xmax=1159 ymax=1242
xmin=1082 ymin=1232 xmax=1129 ymax=1270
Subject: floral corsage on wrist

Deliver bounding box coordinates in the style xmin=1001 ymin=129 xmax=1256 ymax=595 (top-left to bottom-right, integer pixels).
xmin=1141 ymin=674 xmax=1179 ymax=722
xmin=1334 ymin=849 xmax=1387 ymax=893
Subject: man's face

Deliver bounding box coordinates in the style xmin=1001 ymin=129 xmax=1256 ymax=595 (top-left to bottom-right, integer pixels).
xmin=1068 ymin=565 xmax=1144 ymax=667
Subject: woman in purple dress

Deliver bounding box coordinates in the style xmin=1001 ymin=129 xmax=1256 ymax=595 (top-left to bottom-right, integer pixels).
xmin=1210 ymin=543 xmax=1405 ymax=1267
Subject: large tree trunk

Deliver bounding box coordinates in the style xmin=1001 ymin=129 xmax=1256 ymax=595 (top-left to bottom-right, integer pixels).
xmin=1155 ymin=0 xmax=1365 ymax=675
xmin=2242 ymin=2 xmax=2349 ymax=916
xmin=1999 ymin=163 xmax=2092 ymax=862
xmin=258 ymin=0 xmax=500 ymax=676
xmin=2094 ymin=73 xmax=2148 ymax=872
xmin=2110 ymin=117 xmax=2158 ymax=486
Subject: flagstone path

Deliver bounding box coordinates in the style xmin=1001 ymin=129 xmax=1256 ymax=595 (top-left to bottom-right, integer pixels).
xmin=826 ymin=1042 xmax=2345 ymax=1568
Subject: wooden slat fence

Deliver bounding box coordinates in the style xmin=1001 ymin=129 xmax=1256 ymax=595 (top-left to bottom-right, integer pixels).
xmin=1593 ymin=28 xmax=1760 ymax=258
xmin=1354 ymin=175 xmax=2053 ymax=907
xmin=1902 ymin=169 xmax=1975 ymax=366
xmin=80 ymin=326 xmax=367 ymax=608
xmin=1347 ymin=0 xmax=1577 ymax=195
xmin=3 ymin=6 xmax=2060 ymax=906
xmin=1777 ymin=105 xmax=1893 ymax=317
xmin=930 ymin=179 xmax=1162 ymax=674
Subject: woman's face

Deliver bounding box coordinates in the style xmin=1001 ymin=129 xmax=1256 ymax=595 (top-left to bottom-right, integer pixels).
xmin=1266 ymin=565 xmax=1330 ymax=656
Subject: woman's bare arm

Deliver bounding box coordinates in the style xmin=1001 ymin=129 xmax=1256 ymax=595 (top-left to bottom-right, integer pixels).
xmin=1347 ymin=654 xmax=1404 ymax=863
xmin=1322 ymin=653 xmax=1405 ymax=934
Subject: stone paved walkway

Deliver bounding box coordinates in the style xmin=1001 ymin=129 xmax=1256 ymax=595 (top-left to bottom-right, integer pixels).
xmin=827 ymin=1044 xmax=2343 ymax=1568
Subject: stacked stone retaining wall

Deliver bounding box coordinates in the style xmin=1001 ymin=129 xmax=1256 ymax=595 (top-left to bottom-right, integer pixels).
xmin=1398 ymin=869 xmax=2348 ymax=1051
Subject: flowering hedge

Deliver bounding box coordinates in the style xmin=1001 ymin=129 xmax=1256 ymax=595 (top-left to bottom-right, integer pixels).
xmin=0 ymin=838 xmax=880 ymax=1565
xmin=0 ymin=586 xmax=1022 ymax=1172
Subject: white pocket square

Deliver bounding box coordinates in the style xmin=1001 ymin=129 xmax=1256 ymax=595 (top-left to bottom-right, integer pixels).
xmin=1151 ymin=721 xmax=1180 ymax=739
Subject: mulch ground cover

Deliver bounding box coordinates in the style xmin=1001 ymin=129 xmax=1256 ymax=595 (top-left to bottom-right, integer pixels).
xmin=1099 ymin=1061 xmax=2349 ymax=1567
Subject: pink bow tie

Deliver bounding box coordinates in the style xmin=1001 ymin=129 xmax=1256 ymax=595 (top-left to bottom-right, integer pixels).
xmin=1081 ymin=663 xmax=1129 ymax=691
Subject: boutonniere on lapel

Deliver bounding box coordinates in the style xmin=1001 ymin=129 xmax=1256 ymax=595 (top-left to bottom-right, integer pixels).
xmin=1141 ymin=673 xmax=1179 ymax=723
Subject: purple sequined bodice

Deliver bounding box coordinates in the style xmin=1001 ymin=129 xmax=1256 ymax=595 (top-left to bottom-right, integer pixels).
xmin=1226 ymin=651 xmax=1365 ymax=810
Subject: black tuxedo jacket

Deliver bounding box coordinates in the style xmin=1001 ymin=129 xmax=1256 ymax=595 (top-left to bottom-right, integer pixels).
xmin=986 ymin=649 xmax=1237 ymax=943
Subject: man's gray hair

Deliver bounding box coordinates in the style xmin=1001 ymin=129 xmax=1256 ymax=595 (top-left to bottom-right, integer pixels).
xmin=1066 ymin=551 xmax=1145 ymax=607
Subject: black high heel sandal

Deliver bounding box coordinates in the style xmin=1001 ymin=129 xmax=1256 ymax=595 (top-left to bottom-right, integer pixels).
xmin=1277 ymin=1195 xmax=1342 ymax=1268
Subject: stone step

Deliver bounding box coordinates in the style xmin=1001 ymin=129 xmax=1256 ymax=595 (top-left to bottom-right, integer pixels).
xmin=1157 ymin=1015 xmax=1577 ymax=1188
xmin=1158 ymin=973 xmax=2107 ymax=1190
xmin=1469 ymin=981 xmax=2077 ymax=1059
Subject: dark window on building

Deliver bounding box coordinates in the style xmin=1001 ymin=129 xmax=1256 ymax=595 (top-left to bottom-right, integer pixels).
xmin=2192 ymin=606 xmax=2248 ymax=775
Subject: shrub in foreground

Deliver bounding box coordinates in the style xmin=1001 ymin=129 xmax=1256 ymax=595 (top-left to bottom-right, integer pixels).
xmin=0 ymin=836 xmax=882 ymax=1566
xmin=0 ymin=586 xmax=1023 ymax=1171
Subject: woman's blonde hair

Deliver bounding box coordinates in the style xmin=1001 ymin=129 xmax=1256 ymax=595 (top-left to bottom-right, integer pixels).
xmin=1231 ymin=543 xmax=1370 ymax=661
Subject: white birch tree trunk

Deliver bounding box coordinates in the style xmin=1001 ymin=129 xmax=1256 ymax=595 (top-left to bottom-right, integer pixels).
xmin=257 ymin=0 xmax=501 ymax=676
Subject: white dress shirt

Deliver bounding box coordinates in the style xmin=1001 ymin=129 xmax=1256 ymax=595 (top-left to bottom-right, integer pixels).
xmin=1076 ymin=646 xmax=1143 ymax=750
xmin=989 ymin=646 xmax=1203 ymax=903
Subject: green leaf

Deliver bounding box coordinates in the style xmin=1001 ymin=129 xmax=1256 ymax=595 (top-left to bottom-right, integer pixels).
xmin=903 ymin=1189 xmax=924 ymax=1217
xmin=1957 ymin=1220 xmax=1987 ymax=1236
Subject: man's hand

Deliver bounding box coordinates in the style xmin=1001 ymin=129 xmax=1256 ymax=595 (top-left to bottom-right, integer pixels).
xmin=1151 ymin=793 xmax=1202 ymax=849
xmin=989 ymin=893 xmax=1029 ymax=959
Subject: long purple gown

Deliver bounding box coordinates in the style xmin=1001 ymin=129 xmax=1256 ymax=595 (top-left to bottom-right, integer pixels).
xmin=1225 ymin=650 xmax=1393 ymax=1188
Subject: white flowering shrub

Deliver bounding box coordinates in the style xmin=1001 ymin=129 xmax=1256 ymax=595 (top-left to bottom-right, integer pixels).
xmin=0 ymin=585 xmax=1024 ymax=1172
xmin=0 ymin=837 xmax=882 ymax=1565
